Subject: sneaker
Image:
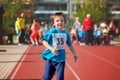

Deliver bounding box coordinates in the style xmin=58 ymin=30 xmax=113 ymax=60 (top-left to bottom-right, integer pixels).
xmin=30 ymin=44 xmax=35 ymax=46
xmin=18 ymin=43 xmax=22 ymax=46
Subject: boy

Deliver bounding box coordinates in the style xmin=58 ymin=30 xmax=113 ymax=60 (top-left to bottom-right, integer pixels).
xmin=41 ymin=12 xmax=78 ymax=80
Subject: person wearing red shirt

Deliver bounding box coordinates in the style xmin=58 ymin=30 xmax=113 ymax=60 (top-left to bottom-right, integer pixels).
xmin=30 ymin=19 xmax=40 ymax=46
xmin=82 ymin=14 xmax=94 ymax=45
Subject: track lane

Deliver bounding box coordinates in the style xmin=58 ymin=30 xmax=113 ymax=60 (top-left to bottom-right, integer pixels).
xmin=7 ymin=45 xmax=120 ymax=80
xmin=8 ymin=45 xmax=77 ymax=80
xmin=66 ymin=45 xmax=120 ymax=80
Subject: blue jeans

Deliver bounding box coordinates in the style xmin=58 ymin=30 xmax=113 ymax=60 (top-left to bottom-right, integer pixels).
xmin=43 ymin=60 xmax=65 ymax=80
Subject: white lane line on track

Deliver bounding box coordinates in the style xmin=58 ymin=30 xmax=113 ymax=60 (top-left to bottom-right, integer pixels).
xmin=80 ymin=48 xmax=120 ymax=69
xmin=66 ymin=62 xmax=81 ymax=80
xmin=10 ymin=47 xmax=31 ymax=79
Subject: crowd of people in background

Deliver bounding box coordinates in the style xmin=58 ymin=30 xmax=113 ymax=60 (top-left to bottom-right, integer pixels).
xmin=70 ymin=14 xmax=119 ymax=46
xmin=5 ymin=12 xmax=51 ymax=46
xmin=5 ymin=12 xmax=119 ymax=46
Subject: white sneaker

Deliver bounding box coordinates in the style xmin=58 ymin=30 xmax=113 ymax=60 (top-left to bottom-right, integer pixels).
xmin=18 ymin=43 xmax=22 ymax=46
xmin=31 ymin=44 xmax=35 ymax=46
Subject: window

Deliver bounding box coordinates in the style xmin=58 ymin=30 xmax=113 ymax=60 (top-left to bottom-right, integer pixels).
xmin=37 ymin=5 xmax=45 ymax=10
xmin=72 ymin=4 xmax=76 ymax=12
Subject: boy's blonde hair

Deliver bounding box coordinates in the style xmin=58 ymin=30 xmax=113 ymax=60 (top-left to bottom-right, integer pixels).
xmin=50 ymin=12 xmax=66 ymax=25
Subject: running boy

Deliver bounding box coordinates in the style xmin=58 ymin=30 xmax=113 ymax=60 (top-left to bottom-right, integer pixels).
xmin=40 ymin=12 xmax=78 ymax=80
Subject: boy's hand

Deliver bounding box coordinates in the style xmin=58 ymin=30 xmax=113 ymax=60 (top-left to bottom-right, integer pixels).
xmin=51 ymin=48 xmax=59 ymax=56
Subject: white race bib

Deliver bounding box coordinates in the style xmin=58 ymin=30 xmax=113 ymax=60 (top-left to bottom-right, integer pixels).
xmin=52 ymin=33 xmax=67 ymax=49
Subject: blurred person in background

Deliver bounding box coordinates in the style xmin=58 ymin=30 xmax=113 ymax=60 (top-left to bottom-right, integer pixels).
xmin=102 ymin=26 xmax=110 ymax=45
xmin=6 ymin=24 xmax=15 ymax=44
xmin=82 ymin=14 xmax=94 ymax=45
xmin=70 ymin=26 xmax=77 ymax=45
xmin=93 ymin=24 xmax=102 ymax=46
xmin=30 ymin=19 xmax=40 ymax=46
xmin=25 ymin=23 xmax=31 ymax=44
xmin=43 ymin=23 xmax=50 ymax=36
xmin=109 ymin=20 xmax=116 ymax=40
xmin=0 ymin=2 xmax=4 ymax=44
xmin=73 ymin=17 xmax=82 ymax=44
xmin=17 ymin=12 xmax=26 ymax=45
xmin=77 ymin=25 xmax=85 ymax=46
xmin=115 ymin=27 xmax=119 ymax=38
xmin=15 ymin=17 xmax=21 ymax=44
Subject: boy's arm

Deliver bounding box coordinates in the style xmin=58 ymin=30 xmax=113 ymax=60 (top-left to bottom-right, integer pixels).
xmin=68 ymin=46 xmax=77 ymax=62
xmin=42 ymin=40 xmax=58 ymax=56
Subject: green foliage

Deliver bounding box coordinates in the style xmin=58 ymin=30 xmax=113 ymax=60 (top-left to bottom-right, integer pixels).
xmin=3 ymin=0 xmax=22 ymax=34
xmin=75 ymin=0 xmax=112 ymax=23
xmin=67 ymin=19 xmax=75 ymax=32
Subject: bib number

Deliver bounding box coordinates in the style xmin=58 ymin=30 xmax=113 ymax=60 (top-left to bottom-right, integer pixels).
xmin=52 ymin=33 xmax=66 ymax=49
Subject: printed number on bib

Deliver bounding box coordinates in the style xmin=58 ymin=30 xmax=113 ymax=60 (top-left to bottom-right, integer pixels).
xmin=52 ymin=33 xmax=66 ymax=49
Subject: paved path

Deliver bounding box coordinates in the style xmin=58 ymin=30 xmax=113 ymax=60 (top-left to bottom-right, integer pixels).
xmin=111 ymin=41 xmax=120 ymax=45
xmin=0 ymin=45 xmax=29 ymax=79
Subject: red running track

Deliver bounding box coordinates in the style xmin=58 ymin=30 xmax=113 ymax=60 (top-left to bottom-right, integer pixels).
xmin=7 ymin=45 xmax=120 ymax=80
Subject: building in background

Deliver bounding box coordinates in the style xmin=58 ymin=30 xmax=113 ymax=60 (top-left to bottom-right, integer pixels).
xmin=69 ymin=0 xmax=120 ymax=20
xmin=34 ymin=0 xmax=69 ymax=24
xmin=107 ymin=0 xmax=120 ymax=25
xmin=69 ymin=0 xmax=84 ymax=19
xmin=107 ymin=0 xmax=120 ymax=20
xmin=34 ymin=0 xmax=120 ymax=24
xmin=1 ymin=0 xmax=120 ymax=25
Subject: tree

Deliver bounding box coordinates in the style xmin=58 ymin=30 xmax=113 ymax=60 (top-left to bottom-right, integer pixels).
xmin=75 ymin=0 xmax=111 ymax=23
xmin=3 ymin=0 xmax=22 ymax=34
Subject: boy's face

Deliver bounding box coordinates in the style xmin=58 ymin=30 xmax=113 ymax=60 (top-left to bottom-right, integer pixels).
xmin=53 ymin=16 xmax=65 ymax=30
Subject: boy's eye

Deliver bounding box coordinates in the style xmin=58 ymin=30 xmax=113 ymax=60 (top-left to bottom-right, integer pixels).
xmin=56 ymin=20 xmax=59 ymax=22
xmin=61 ymin=20 xmax=64 ymax=22
xmin=56 ymin=20 xmax=63 ymax=22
